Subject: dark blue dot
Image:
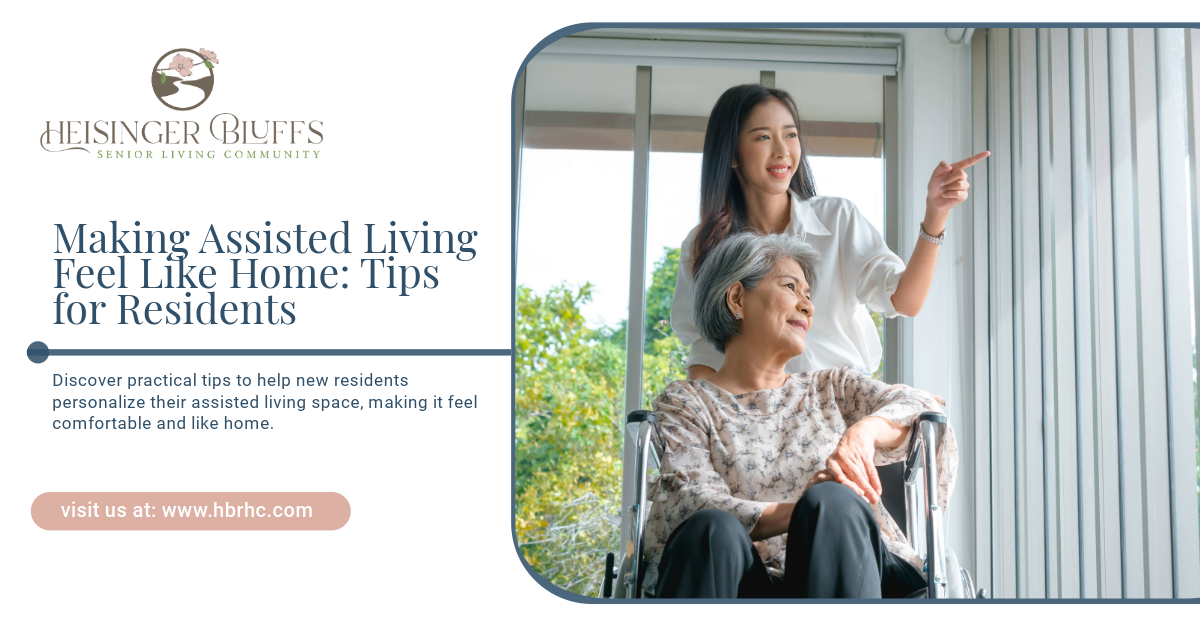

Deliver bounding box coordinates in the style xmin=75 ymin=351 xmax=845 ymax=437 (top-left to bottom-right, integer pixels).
xmin=135 ymin=221 xmax=141 ymax=226
xmin=342 ymin=284 xmax=348 ymax=289
xmin=422 ymin=221 xmax=428 ymax=226
xmin=390 ymin=221 xmax=395 ymax=226
xmin=265 ymin=221 xmax=271 ymax=226
xmin=27 ymin=341 xmax=49 ymax=364
xmin=185 ymin=292 xmax=191 ymax=297
xmin=341 ymin=267 xmax=347 ymax=272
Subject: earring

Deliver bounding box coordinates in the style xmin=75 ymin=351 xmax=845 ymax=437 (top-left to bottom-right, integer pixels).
xmin=734 ymin=312 xmax=742 ymax=320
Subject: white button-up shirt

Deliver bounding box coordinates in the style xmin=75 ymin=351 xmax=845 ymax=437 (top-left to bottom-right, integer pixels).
xmin=671 ymin=193 xmax=906 ymax=375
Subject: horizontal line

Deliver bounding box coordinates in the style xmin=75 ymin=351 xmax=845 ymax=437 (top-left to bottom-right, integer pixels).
xmin=45 ymin=349 xmax=511 ymax=357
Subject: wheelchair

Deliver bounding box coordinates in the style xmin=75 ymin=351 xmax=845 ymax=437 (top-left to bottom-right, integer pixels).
xmin=601 ymin=410 xmax=985 ymax=599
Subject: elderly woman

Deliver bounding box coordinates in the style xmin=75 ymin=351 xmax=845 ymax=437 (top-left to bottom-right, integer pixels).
xmin=643 ymin=232 xmax=958 ymax=599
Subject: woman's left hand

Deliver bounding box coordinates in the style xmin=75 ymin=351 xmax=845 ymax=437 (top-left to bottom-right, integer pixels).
xmin=804 ymin=469 xmax=835 ymax=491
xmin=925 ymin=151 xmax=990 ymax=215
xmin=823 ymin=421 xmax=883 ymax=504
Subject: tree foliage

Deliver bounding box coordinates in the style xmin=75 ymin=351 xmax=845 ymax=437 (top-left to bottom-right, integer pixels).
xmin=644 ymin=246 xmax=682 ymax=345
xmin=514 ymin=248 xmax=686 ymax=596
xmin=515 ymin=281 xmax=624 ymax=595
xmin=870 ymin=309 xmax=885 ymax=380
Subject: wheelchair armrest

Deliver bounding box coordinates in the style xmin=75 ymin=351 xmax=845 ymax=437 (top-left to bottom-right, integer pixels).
xmin=626 ymin=410 xmax=657 ymax=425
xmin=916 ymin=410 xmax=946 ymax=431
xmin=903 ymin=412 xmax=946 ymax=483
xmin=626 ymin=410 xmax=663 ymax=469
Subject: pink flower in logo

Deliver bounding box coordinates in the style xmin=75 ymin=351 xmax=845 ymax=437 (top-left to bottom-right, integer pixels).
xmin=170 ymin=54 xmax=194 ymax=77
xmin=199 ymin=48 xmax=219 ymax=64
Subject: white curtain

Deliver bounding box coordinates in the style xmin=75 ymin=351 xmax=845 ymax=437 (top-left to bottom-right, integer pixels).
xmin=975 ymin=27 xmax=1200 ymax=600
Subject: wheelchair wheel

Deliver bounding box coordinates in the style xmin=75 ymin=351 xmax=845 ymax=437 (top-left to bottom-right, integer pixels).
xmin=945 ymin=550 xmax=964 ymax=598
xmin=943 ymin=551 xmax=977 ymax=599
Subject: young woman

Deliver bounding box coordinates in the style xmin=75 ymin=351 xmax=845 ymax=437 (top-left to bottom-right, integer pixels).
xmin=672 ymin=83 xmax=987 ymax=377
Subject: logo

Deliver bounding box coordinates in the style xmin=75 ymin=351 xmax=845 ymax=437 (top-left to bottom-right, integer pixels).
xmin=151 ymin=48 xmax=219 ymax=111
xmin=41 ymin=46 xmax=325 ymax=159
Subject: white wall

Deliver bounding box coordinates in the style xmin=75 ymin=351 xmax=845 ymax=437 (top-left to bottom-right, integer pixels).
xmin=893 ymin=27 xmax=979 ymax=581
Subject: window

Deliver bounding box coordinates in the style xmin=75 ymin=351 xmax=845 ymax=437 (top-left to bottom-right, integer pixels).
xmin=514 ymin=61 xmax=635 ymax=595
xmin=514 ymin=29 xmax=901 ymax=595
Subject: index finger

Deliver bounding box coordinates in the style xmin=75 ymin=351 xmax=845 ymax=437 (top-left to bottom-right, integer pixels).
xmin=951 ymin=151 xmax=990 ymax=170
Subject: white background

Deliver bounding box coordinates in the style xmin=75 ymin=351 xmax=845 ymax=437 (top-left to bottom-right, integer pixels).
xmin=0 ymin=2 xmax=1191 ymax=625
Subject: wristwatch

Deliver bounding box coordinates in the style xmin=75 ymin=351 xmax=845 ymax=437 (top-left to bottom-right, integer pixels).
xmin=919 ymin=222 xmax=945 ymax=246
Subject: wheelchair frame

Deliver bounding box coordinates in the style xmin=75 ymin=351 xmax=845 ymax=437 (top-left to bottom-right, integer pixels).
xmin=601 ymin=410 xmax=982 ymax=599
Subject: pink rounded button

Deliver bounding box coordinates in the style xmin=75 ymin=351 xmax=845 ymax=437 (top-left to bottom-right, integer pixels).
xmin=32 ymin=492 xmax=350 ymax=530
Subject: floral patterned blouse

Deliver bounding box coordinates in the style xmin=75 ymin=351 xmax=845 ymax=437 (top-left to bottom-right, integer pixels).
xmin=643 ymin=367 xmax=958 ymax=596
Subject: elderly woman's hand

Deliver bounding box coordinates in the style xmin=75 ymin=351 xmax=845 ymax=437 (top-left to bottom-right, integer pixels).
xmin=822 ymin=415 xmax=910 ymax=504
xmin=804 ymin=469 xmax=835 ymax=491
xmin=823 ymin=420 xmax=883 ymax=504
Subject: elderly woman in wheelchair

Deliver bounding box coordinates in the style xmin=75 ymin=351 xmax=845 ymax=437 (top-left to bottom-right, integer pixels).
xmin=639 ymin=232 xmax=958 ymax=599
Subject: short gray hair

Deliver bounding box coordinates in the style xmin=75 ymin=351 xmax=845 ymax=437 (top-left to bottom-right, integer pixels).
xmin=692 ymin=232 xmax=822 ymax=354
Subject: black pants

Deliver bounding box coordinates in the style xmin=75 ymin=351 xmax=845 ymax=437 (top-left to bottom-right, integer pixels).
xmin=654 ymin=481 xmax=927 ymax=598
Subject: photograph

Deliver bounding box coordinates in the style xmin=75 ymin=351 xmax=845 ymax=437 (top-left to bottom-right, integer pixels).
xmin=513 ymin=26 xmax=1200 ymax=602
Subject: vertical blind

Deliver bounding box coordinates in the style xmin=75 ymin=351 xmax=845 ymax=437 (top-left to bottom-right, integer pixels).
xmin=977 ymin=27 xmax=1200 ymax=599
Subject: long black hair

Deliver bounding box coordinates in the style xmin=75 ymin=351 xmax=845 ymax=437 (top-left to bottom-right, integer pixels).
xmin=691 ymin=84 xmax=816 ymax=274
